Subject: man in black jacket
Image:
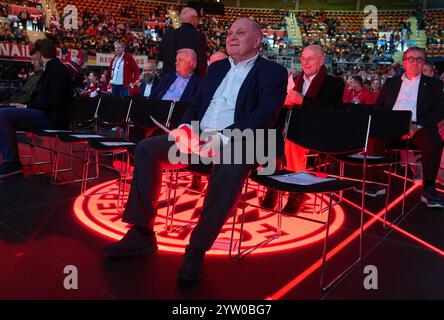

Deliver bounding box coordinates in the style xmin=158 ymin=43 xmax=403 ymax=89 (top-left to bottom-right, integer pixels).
xmin=373 ymin=47 xmax=444 ymax=207
xmin=158 ymin=7 xmax=208 ymax=78
xmin=261 ymin=44 xmax=345 ymax=214
xmin=0 ymin=39 xmax=73 ymax=178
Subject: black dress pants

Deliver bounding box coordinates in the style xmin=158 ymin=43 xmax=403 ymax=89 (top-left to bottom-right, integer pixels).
xmin=122 ymin=134 xmax=255 ymax=252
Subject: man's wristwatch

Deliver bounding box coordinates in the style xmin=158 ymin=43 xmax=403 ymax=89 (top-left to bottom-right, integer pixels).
xmin=416 ymin=124 xmax=423 ymax=129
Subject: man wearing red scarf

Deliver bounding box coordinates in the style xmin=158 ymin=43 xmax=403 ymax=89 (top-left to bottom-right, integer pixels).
xmin=261 ymin=45 xmax=345 ymax=214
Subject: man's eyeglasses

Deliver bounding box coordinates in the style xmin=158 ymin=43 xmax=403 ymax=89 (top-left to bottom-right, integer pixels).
xmin=403 ymin=57 xmax=426 ymax=64
xmin=301 ymin=56 xmax=321 ymax=63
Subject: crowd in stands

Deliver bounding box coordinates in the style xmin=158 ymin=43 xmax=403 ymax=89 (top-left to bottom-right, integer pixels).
xmin=1 ymin=0 xmax=444 ymax=90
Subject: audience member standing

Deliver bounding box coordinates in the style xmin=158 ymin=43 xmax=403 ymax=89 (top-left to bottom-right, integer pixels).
xmin=158 ymin=7 xmax=208 ymax=78
xmin=107 ymin=41 xmax=140 ymax=96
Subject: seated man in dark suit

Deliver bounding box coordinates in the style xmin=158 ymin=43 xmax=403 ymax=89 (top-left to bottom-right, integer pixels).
xmin=136 ymin=62 xmax=160 ymax=97
xmin=373 ymin=47 xmax=444 ymax=207
xmin=130 ymin=48 xmax=202 ymax=143
xmin=104 ymin=18 xmax=288 ymax=282
xmin=0 ymin=39 xmax=73 ymax=178
xmin=261 ymin=44 xmax=345 ymax=214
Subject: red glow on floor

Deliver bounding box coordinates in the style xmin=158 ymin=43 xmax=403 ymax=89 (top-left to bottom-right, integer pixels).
xmin=268 ymin=183 xmax=422 ymax=300
xmin=73 ymin=179 xmax=346 ymax=256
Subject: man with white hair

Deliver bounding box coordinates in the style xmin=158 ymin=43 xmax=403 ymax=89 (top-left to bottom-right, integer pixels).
xmin=131 ymin=49 xmax=202 ymax=143
xmin=261 ymin=44 xmax=345 ymax=214
xmin=158 ymin=7 xmax=208 ymax=78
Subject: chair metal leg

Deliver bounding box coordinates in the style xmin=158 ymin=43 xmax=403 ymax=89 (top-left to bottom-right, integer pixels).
xmin=383 ymin=164 xmax=393 ymax=229
xmin=401 ymin=156 xmax=409 ymax=216
xmin=320 ymin=190 xmax=364 ymax=291
xmin=81 ymin=148 xmax=92 ymax=195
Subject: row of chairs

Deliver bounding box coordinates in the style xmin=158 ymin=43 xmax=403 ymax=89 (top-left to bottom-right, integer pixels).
xmin=27 ymin=95 xmax=189 ymax=210
xmin=227 ymin=108 xmax=412 ymax=290
xmin=21 ymin=99 xmax=414 ymax=291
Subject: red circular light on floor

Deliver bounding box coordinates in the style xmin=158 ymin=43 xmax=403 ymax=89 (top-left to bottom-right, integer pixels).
xmin=73 ymin=178 xmax=345 ymax=255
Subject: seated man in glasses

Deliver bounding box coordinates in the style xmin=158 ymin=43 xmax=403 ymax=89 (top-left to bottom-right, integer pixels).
xmin=372 ymin=47 xmax=444 ymax=207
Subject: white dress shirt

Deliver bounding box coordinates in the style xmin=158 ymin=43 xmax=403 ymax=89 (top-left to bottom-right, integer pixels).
xmin=393 ymin=73 xmax=421 ymax=122
xmin=110 ymin=54 xmax=124 ymax=85
xmin=143 ymin=82 xmax=153 ymax=97
xmin=302 ymin=73 xmax=317 ymax=95
xmin=200 ymin=53 xmax=259 ymax=132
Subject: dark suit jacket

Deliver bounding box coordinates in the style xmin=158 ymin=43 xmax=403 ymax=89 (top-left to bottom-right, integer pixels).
xmin=138 ymin=76 xmax=160 ymax=97
xmin=158 ymin=23 xmax=208 ymax=78
xmin=375 ymin=75 xmax=444 ymax=128
xmin=149 ymin=72 xmax=202 ymax=103
xmin=28 ymin=58 xmax=74 ymax=128
xmin=302 ymin=74 xmax=345 ymax=110
xmin=181 ymin=56 xmax=288 ymax=156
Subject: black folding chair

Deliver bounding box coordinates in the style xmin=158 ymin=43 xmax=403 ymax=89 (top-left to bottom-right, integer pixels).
xmin=332 ymin=110 xmax=412 ymax=228
xmin=78 ymin=95 xmax=133 ymax=204
xmin=49 ymin=96 xmax=101 ymax=184
xmin=230 ymin=108 xmax=372 ymax=291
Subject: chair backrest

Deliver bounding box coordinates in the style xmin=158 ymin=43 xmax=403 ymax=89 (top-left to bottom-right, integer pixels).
xmin=343 ymin=103 xmax=374 ymax=112
xmin=364 ymin=110 xmax=411 ymax=139
xmin=129 ymin=97 xmax=174 ymax=129
xmin=286 ymin=108 xmax=371 ymax=154
xmin=167 ymin=101 xmax=189 ymax=129
xmin=96 ymin=95 xmax=132 ymax=128
xmin=72 ymin=96 xmax=100 ymax=128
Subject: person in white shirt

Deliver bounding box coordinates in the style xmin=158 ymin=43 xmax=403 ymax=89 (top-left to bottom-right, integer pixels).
xmin=104 ymin=17 xmax=288 ymax=282
xmin=373 ymin=47 xmax=444 ymax=208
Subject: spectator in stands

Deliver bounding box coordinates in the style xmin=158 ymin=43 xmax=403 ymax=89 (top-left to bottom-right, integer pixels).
xmin=107 ymin=41 xmax=140 ymax=96
xmin=370 ymin=78 xmax=382 ymax=104
xmin=373 ymin=47 xmax=444 ymax=207
xmin=104 ymin=18 xmax=288 ymax=283
xmin=0 ymin=39 xmax=73 ymax=178
xmin=343 ymin=75 xmax=374 ymax=105
xmin=261 ymin=44 xmax=344 ymax=214
xmin=158 ymin=7 xmax=208 ymax=78
xmin=0 ymin=49 xmax=42 ymax=105
xmin=131 ymin=48 xmax=202 ymax=143
xmin=81 ymin=72 xmax=101 ymax=98
xmin=135 ymin=62 xmax=160 ymax=97
xmin=422 ymin=61 xmax=436 ymax=78
xmin=64 ymin=56 xmax=84 ymax=93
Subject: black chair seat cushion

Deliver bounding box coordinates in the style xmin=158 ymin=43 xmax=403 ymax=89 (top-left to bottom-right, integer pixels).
xmin=250 ymin=169 xmax=357 ymax=194
xmin=332 ymin=154 xmax=398 ymax=166
xmin=88 ymin=139 xmax=135 ymax=153
xmin=32 ymin=129 xmax=73 ymax=137
xmin=57 ymin=132 xmax=106 ymax=143
xmin=387 ymin=140 xmax=420 ymax=151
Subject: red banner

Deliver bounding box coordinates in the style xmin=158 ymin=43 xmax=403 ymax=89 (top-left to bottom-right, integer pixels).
xmin=0 ymin=43 xmax=82 ymax=63
xmin=10 ymin=4 xmax=42 ymax=16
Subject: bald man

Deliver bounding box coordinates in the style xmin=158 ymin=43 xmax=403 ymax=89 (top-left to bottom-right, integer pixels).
xmin=105 ymin=17 xmax=288 ymax=282
xmin=261 ymin=45 xmax=345 ymax=214
xmin=158 ymin=7 xmax=208 ymax=78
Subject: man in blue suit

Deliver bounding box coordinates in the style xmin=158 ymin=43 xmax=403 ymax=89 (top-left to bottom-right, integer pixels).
xmin=131 ymin=48 xmax=202 ymax=143
xmin=148 ymin=48 xmax=202 ymax=103
xmin=105 ymin=18 xmax=288 ymax=282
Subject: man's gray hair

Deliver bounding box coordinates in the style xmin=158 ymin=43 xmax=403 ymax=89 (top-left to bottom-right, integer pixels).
xmin=233 ymin=17 xmax=262 ymax=37
xmin=180 ymin=7 xmax=198 ymax=23
xmin=177 ymin=48 xmax=197 ymax=70
xmin=404 ymin=46 xmax=427 ymax=58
